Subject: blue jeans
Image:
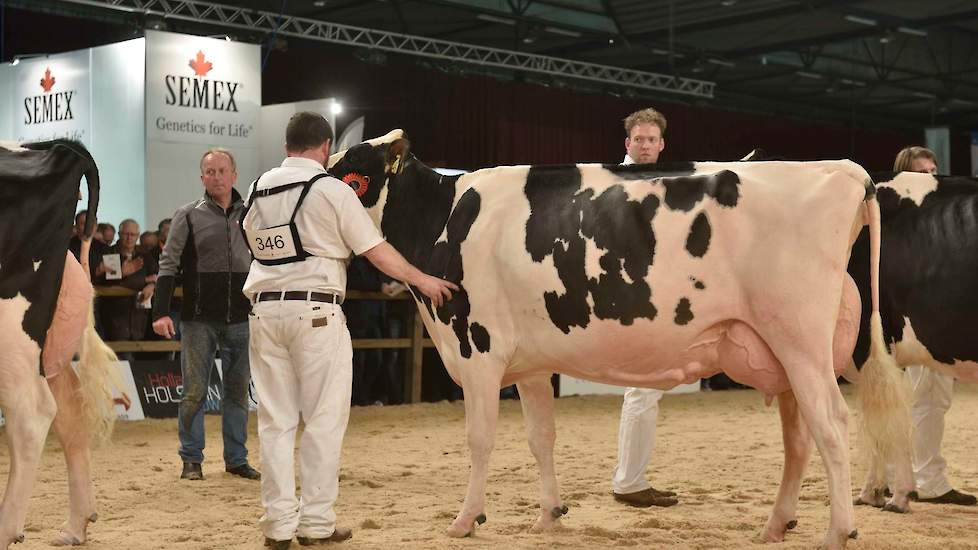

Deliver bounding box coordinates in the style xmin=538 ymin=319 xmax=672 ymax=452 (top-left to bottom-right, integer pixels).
xmin=178 ymin=320 xmax=251 ymax=467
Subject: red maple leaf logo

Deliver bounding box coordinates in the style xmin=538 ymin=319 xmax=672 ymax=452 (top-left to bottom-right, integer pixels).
xmin=40 ymin=68 xmax=55 ymax=93
xmin=189 ymin=50 xmax=213 ymax=77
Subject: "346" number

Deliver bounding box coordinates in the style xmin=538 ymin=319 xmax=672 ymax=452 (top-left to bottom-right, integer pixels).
xmin=255 ymin=235 xmax=286 ymax=251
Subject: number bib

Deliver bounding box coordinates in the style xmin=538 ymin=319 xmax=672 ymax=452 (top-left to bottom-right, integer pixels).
xmin=246 ymin=223 xmax=299 ymax=262
xmin=240 ymin=173 xmax=330 ymax=266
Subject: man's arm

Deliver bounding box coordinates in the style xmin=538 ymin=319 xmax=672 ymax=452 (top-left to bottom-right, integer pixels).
xmin=361 ymin=241 xmax=458 ymax=308
xmin=152 ymin=207 xmax=191 ymax=337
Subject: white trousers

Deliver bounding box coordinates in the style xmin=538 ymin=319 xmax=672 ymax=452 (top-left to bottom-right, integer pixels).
xmin=611 ymin=387 xmax=664 ymax=494
xmin=249 ymin=300 xmax=352 ymax=541
xmin=907 ymin=366 xmax=955 ymax=498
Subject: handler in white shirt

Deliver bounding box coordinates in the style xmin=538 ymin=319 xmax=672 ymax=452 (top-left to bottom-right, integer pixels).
xmin=242 ymin=112 xmax=458 ymax=549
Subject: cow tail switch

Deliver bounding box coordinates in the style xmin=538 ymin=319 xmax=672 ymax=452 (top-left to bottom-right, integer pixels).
xmin=855 ymin=193 xmax=912 ymax=472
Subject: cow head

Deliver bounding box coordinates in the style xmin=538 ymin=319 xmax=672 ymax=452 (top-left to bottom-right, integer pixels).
xmin=328 ymin=130 xmax=459 ymax=269
xmin=328 ymin=129 xmax=409 ymax=221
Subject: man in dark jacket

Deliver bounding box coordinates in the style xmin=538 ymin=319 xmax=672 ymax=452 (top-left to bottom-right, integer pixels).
xmin=152 ymin=147 xmax=259 ymax=482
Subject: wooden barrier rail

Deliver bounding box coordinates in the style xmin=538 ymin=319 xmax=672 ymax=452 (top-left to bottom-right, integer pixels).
xmin=95 ymin=286 xmax=435 ymax=403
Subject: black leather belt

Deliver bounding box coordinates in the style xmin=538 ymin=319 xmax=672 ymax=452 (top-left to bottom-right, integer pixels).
xmin=255 ymin=291 xmax=343 ymax=305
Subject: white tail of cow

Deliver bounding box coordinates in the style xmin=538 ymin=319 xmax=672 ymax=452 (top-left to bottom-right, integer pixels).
xmin=75 ymin=302 xmax=122 ymax=445
xmin=855 ymin=196 xmax=911 ymax=471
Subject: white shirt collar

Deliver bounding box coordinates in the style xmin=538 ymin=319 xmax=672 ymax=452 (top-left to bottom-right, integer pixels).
xmin=281 ymin=156 xmax=326 ymax=171
xmin=623 ymin=154 xmax=635 ymax=165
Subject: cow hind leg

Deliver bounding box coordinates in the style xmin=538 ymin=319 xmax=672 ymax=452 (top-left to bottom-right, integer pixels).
xmin=772 ymin=345 xmax=855 ymax=550
xmin=446 ymin=362 xmax=504 ymax=538
xmin=759 ymin=390 xmax=813 ymax=543
xmin=515 ymin=374 xmax=566 ymax=533
xmin=0 ymin=372 xmax=57 ymax=548
xmin=854 ymin=448 xmax=887 ymax=508
xmin=47 ymin=370 xmax=99 ymax=546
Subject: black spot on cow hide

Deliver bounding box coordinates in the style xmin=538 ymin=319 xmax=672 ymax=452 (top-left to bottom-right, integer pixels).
xmin=602 ymin=161 xmax=697 ymax=180
xmin=686 ymin=212 xmax=711 ymax=258
xmin=525 ymin=165 xmax=658 ymax=333
xmin=427 ymin=188 xmax=491 ymax=359
xmin=674 ymin=297 xmax=694 ymax=325
xmin=662 ymin=170 xmax=741 ymax=211
xmin=470 ymin=322 xmax=490 ymax=353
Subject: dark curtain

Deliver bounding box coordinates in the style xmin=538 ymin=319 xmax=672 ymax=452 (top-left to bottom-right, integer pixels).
xmin=263 ymin=41 xmax=921 ymax=172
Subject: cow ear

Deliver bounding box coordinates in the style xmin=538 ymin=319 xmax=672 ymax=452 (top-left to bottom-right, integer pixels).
xmin=386 ymin=138 xmax=410 ymax=175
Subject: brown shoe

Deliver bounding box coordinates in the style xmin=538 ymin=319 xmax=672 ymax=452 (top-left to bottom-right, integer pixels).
xmin=649 ymin=486 xmax=677 ymax=498
xmin=297 ymin=527 xmax=353 ymax=545
xmin=917 ymin=489 xmax=977 ymax=506
xmin=613 ymin=488 xmax=678 ymax=508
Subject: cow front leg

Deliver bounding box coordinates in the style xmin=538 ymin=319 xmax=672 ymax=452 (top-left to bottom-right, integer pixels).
xmin=0 ymin=374 xmax=57 ymax=548
xmin=760 ymin=390 xmax=813 ymax=543
xmin=47 ymin=370 xmax=99 ymax=546
xmin=515 ymin=374 xmax=565 ymax=533
xmin=446 ymin=364 xmax=503 ymax=538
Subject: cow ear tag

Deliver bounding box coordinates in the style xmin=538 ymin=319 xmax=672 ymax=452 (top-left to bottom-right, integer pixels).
xmin=390 ymin=156 xmax=401 ymax=175
xmin=342 ymin=172 xmax=370 ymax=197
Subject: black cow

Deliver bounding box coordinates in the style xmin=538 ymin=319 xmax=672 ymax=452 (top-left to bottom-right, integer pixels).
xmin=847 ymin=171 xmax=978 ymax=511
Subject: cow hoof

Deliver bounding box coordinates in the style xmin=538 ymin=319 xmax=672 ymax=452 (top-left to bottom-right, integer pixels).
xmin=52 ymin=532 xmax=83 ymax=546
xmin=848 ymin=530 xmax=858 ymax=540
xmin=13 ymin=534 xmax=25 ymax=544
xmin=882 ymin=502 xmax=910 ymax=514
xmin=853 ymin=496 xmax=884 ymax=508
xmin=786 ymin=520 xmax=798 ymax=530
xmin=87 ymin=513 xmax=98 ymax=524
xmin=550 ymin=505 xmax=569 ymax=519
xmin=756 ymin=527 xmax=785 ymax=543
xmin=446 ymin=513 xmax=487 ymax=538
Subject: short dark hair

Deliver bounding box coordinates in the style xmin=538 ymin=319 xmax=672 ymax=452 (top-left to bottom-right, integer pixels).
xmin=75 ymin=210 xmax=87 ymax=223
xmin=158 ymin=218 xmax=171 ymax=232
xmin=286 ymin=111 xmax=334 ymax=153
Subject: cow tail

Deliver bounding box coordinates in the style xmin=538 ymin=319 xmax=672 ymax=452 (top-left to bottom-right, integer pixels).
xmin=76 ymin=299 xmax=123 ymax=445
xmin=855 ymin=195 xmax=911 ymax=469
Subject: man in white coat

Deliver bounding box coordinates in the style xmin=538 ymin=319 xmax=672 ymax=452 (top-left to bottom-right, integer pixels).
xmin=611 ymin=108 xmax=678 ymax=508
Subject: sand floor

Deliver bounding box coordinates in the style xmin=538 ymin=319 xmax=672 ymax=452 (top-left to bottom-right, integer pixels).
xmin=5 ymin=384 xmax=978 ymax=549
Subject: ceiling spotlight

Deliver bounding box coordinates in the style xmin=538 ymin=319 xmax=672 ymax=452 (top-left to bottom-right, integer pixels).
xmin=897 ymin=26 xmax=927 ymax=37
xmin=331 ymin=102 xmax=343 ymax=115
xmin=476 ymin=13 xmax=516 ymax=26
xmin=522 ymin=24 xmax=541 ymax=44
xmin=797 ymin=70 xmax=823 ymax=79
xmin=721 ymin=0 xmax=738 ymax=5
xmin=313 ymin=0 xmax=326 ymax=6
xmin=544 ymin=26 xmax=581 ymax=38
xmin=844 ymin=14 xmax=878 ymax=26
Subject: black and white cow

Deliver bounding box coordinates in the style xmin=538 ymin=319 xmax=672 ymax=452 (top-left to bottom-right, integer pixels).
xmin=0 ymin=140 xmax=119 ymax=548
xmin=846 ymin=171 xmax=978 ymax=511
xmin=328 ymin=131 xmax=903 ymax=549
